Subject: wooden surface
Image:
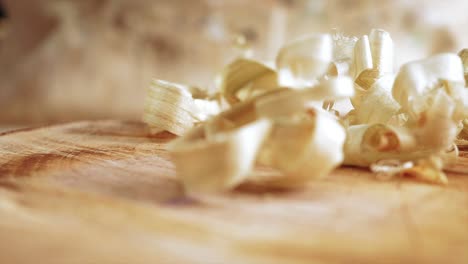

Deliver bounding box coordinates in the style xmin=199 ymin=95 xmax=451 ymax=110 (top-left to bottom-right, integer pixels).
xmin=0 ymin=120 xmax=467 ymax=264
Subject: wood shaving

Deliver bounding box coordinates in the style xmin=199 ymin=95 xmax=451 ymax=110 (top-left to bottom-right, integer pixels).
xmin=276 ymin=34 xmax=332 ymax=88
xmin=459 ymin=49 xmax=468 ymax=84
xmin=220 ymin=58 xmax=278 ymax=105
xmin=144 ymin=28 xmax=468 ymax=192
xmin=143 ymin=80 xmax=220 ymax=136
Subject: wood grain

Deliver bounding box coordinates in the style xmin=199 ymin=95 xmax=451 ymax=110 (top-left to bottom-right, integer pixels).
xmin=0 ymin=120 xmax=467 ymax=264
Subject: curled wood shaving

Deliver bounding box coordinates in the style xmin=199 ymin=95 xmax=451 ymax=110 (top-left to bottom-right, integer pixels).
xmin=368 ymin=29 xmax=394 ymax=74
xmin=144 ymin=29 xmax=468 ymax=190
xmin=276 ymin=34 xmax=332 ymax=88
xmin=258 ymin=111 xmax=345 ymax=186
xmin=344 ymin=124 xmax=416 ymax=167
xmin=220 ymin=58 xmax=278 ymax=105
xmin=459 ymin=49 xmax=468 ymax=84
xmin=351 ymin=30 xmax=394 ymax=113
xmin=352 ymin=35 xmax=373 ymax=80
xmin=392 ymin=53 xmax=465 ymax=119
xmin=143 ymin=80 xmax=220 ymax=136
xmin=414 ymin=90 xmax=457 ymax=151
xmin=352 ymin=74 xmax=400 ymax=124
xmin=169 ymin=116 xmax=272 ymax=194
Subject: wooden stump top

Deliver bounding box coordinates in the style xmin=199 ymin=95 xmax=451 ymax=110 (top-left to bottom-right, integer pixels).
xmin=0 ymin=120 xmax=467 ymax=264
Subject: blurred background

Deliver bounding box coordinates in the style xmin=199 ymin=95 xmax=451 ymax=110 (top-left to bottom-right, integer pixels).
xmin=0 ymin=0 xmax=467 ymax=129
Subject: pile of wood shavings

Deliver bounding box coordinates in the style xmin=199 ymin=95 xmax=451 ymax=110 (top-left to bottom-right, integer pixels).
xmin=144 ymin=29 xmax=468 ymax=194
